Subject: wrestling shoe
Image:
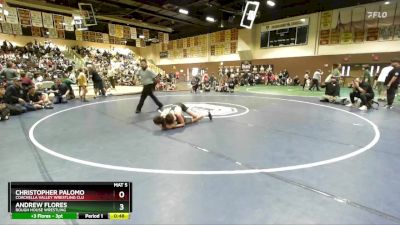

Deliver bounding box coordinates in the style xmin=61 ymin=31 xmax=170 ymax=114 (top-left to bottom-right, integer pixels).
xmin=208 ymin=111 xmax=213 ymax=121
xmin=44 ymin=105 xmax=54 ymax=109
xmin=385 ymin=105 xmax=393 ymax=109
xmin=359 ymin=105 xmax=368 ymax=111
xmin=346 ymin=103 xmax=357 ymax=107
xmin=135 ymin=110 xmax=141 ymax=113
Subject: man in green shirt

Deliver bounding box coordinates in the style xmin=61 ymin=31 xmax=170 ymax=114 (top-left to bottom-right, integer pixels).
xmin=362 ymin=65 xmax=372 ymax=85
xmin=0 ymin=62 xmax=18 ymax=85
xmin=331 ymin=63 xmax=342 ymax=79
xmin=135 ymin=59 xmax=163 ymax=113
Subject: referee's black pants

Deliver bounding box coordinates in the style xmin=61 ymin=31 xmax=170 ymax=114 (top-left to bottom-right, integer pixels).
xmin=136 ymin=84 xmax=163 ymax=111
xmin=387 ymin=86 xmax=397 ymax=106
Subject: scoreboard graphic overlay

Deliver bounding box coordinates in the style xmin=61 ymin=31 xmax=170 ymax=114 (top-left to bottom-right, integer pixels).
xmin=8 ymin=182 xmax=132 ymax=220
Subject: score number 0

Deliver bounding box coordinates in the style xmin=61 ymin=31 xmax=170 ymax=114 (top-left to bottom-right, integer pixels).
xmin=119 ymin=191 xmax=125 ymax=211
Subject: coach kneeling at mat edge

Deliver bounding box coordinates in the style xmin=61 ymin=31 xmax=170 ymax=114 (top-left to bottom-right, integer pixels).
xmin=320 ymin=76 xmax=343 ymax=104
xmin=346 ymin=77 xmax=374 ymax=111
xmin=135 ymin=59 xmax=163 ymax=113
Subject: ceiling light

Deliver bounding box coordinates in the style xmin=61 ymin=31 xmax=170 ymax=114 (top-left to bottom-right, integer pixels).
xmin=206 ymin=16 xmax=215 ymax=22
xmin=3 ymin=9 xmax=9 ymax=16
xmin=179 ymin=8 xmax=189 ymax=15
xmin=266 ymin=0 xmax=276 ymax=7
xmin=300 ymin=18 xmax=306 ymax=22
xmin=384 ymin=1 xmax=390 ymax=4
xmin=139 ymin=34 xmax=145 ymax=39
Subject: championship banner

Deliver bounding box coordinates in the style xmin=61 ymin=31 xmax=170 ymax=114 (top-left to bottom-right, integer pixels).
xmin=31 ymin=26 xmax=41 ymax=37
xmin=230 ymin=41 xmax=237 ymax=54
xmin=231 ymin=28 xmax=238 ymax=41
xmin=135 ymin=39 xmax=141 ymax=47
xmin=209 ymin=32 xmax=215 ymax=44
xmin=143 ymin=29 xmax=149 ymax=39
xmin=183 ymin=49 xmax=187 ymax=58
xmin=102 ymin=33 xmax=109 ymax=43
xmin=224 ymin=42 xmax=231 ymax=55
xmin=108 ymin=23 xmax=115 ymax=36
xmin=352 ymin=7 xmax=366 ymax=43
xmin=163 ymin=32 xmax=169 ymax=43
xmin=320 ymin=11 xmax=333 ymax=30
xmin=30 ymin=11 xmax=43 ymax=27
xmin=42 ymin=13 xmax=54 ymax=28
xmin=123 ymin=26 xmax=130 ymax=39
xmin=82 ymin=31 xmax=89 ymax=41
xmin=5 ymin=7 xmax=18 ymax=24
xmin=210 ymin=45 xmax=216 ymax=56
xmin=17 ymin=9 xmax=31 ymax=26
xmin=48 ymin=28 xmax=58 ymax=39
xmin=158 ymin=32 xmax=163 ymax=42
xmin=130 ymin=27 xmax=137 ymax=39
xmin=12 ymin=23 xmax=22 ymax=35
xmin=225 ymin=29 xmax=231 ymax=42
xmin=365 ymin=4 xmax=379 ymax=41
xmin=182 ymin=37 xmax=187 ymax=48
xmin=177 ymin=39 xmax=183 ymax=49
xmin=64 ymin=16 xmax=74 ymax=31
xmin=378 ymin=4 xmax=396 ymax=41
xmin=53 ymin=14 xmax=64 ymax=30
xmin=340 ymin=32 xmax=353 ymax=44
xmin=75 ymin=30 xmax=83 ymax=41
xmin=1 ymin=23 xmax=12 ymax=34
xmin=57 ymin=30 xmax=65 ymax=39
xmin=95 ymin=32 xmax=102 ymax=43
xmin=115 ymin=24 xmax=123 ymax=38
xmin=319 ymin=30 xmax=331 ymax=45
xmin=109 ymin=36 xmax=115 ymax=44
xmin=89 ymin=31 xmax=95 ymax=42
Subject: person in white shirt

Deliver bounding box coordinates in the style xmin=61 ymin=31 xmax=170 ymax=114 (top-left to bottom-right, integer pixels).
xmin=375 ymin=65 xmax=393 ymax=101
xmin=309 ymin=69 xmax=323 ymax=91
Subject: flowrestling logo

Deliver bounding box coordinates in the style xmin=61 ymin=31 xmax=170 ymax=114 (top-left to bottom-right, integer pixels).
xmin=184 ymin=102 xmax=249 ymax=118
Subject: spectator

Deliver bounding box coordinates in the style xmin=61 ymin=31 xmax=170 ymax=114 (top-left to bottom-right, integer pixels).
xmin=293 ymin=75 xmax=300 ymax=86
xmin=0 ymin=85 xmax=11 ymax=121
xmin=309 ymin=69 xmax=322 ymax=91
xmin=375 ymin=65 xmax=393 ymax=101
xmin=384 ymin=58 xmax=400 ymax=109
xmin=50 ymin=78 xmax=69 ymax=104
xmin=191 ymin=75 xmax=200 ymax=93
xmin=346 ymin=77 xmax=374 ymax=111
xmin=331 ymin=63 xmax=342 ymax=79
xmin=4 ymin=77 xmax=34 ymax=113
xmin=0 ymin=62 xmax=18 ymax=85
xmin=89 ymin=66 xmax=106 ymax=98
xmin=303 ymin=71 xmax=310 ymax=90
xmin=320 ymin=77 xmax=346 ymax=104
xmin=20 ymin=72 xmax=34 ymax=90
xmin=362 ymin=65 xmax=372 ymax=86
xmin=25 ymin=85 xmax=53 ymax=109
xmin=77 ymin=68 xmax=89 ymax=102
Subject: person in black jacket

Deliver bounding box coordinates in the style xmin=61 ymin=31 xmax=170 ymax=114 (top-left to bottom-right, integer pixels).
xmin=50 ymin=78 xmax=70 ymax=104
xmin=0 ymin=84 xmax=10 ymax=120
xmin=346 ymin=77 xmax=375 ymax=111
xmin=89 ymin=66 xmax=106 ymax=98
xmin=320 ymin=77 xmax=347 ymax=104
xmin=384 ymin=58 xmax=400 ymax=109
xmin=4 ymin=78 xmax=34 ymax=113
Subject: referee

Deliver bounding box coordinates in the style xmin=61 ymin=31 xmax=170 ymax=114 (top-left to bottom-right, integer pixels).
xmin=135 ymin=59 xmax=163 ymax=113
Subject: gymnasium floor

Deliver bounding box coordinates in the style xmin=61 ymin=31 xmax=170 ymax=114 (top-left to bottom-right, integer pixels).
xmin=1 ymin=87 xmax=400 ymax=224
